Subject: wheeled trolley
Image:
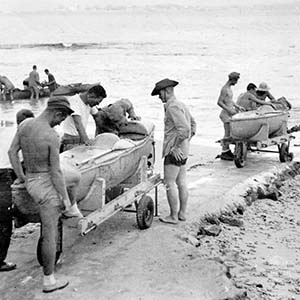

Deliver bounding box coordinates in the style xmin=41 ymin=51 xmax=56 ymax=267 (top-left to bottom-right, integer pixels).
xmin=231 ymin=133 xmax=294 ymax=168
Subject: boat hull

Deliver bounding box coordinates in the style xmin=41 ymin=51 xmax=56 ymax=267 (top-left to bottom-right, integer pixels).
xmin=230 ymin=107 xmax=289 ymax=141
xmin=11 ymin=121 xmax=155 ymax=221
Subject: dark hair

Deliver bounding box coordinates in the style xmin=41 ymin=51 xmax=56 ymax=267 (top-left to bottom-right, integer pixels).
xmin=88 ymin=85 xmax=107 ymax=98
xmin=44 ymin=69 xmax=49 ymax=73
xmin=16 ymin=109 xmax=34 ymax=125
xmin=33 ymin=65 xmax=37 ymax=69
xmin=246 ymin=83 xmax=257 ymax=91
xmin=256 ymin=90 xmax=266 ymax=96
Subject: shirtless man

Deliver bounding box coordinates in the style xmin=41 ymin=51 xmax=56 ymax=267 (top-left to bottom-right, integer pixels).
xmin=0 ymin=75 xmax=15 ymax=101
xmin=28 ymin=65 xmax=40 ymax=100
xmin=217 ymin=72 xmax=244 ymax=161
xmin=237 ymin=83 xmax=275 ymax=111
xmin=8 ymin=96 xmax=73 ymax=293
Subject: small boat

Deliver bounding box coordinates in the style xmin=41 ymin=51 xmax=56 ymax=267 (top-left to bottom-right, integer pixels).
xmin=61 ymin=120 xmax=155 ymax=203
xmin=11 ymin=120 xmax=155 ymax=221
xmin=0 ymin=82 xmax=100 ymax=101
xmin=230 ymin=106 xmax=289 ymax=141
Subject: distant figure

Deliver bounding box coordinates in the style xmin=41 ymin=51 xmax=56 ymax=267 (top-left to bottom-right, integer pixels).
xmin=237 ymin=83 xmax=275 ymax=111
xmin=0 ymin=75 xmax=15 ymax=101
xmin=28 ymin=65 xmax=40 ymax=100
xmin=61 ymin=85 xmax=107 ymax=152
xmin=151 ymin=78 xmax=196 ymax=224
xmin=217 ymin=72 xmax=244 ymax=161
xmin=8 ymin=97 xmax=74 ymax=293
xmin=93 ymin=98 xmax=141 ymax=135
xmin=256 ymin=82 xmax=275 ymax=101
xmin=0 ymin=109 xmax=34 ymax=273
xmin=44 ymin=69 xmax=58 ymax=94
xmin=22 ymin=77 xmax=29 ymax=90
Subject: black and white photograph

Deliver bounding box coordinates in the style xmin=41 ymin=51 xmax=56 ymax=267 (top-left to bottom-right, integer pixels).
xmin=0 ymin=0 xmax=300 ymax=299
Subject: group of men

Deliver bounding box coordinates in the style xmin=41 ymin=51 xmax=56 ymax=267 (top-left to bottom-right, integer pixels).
xmin=217 ymin=72 xmax=278 ymax=161
xmin=23 ymin=65 xmax=58 ymax=100
xmin=3 ymin=78 xmax=196 ymax=293
xmin=1 ymin=66 xmax=57 ymax=101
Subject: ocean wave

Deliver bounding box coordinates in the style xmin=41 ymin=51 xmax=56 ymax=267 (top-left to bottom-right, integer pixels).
xmin=0 ymin=43 xmax=110 ymax=50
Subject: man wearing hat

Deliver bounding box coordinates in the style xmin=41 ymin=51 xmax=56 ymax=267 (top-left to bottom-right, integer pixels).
xmin=151 ymin=78 xmax=196 ymax=224
xmin=217 ymin=72 xmax=244 ymax=160
xmin=8 ymin=96 xmax=74 ymax=293
xmin=256 ymin=82 xmax=275 ymax=102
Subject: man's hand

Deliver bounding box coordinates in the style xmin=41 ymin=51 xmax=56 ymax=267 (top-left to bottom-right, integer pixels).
xmin=84 ymin=138 xmax=94 ymax=146
xmin=170 ymin=147 xmax=185 ymax=161
xmin=14 ymin=177 xmax=25 ymax=185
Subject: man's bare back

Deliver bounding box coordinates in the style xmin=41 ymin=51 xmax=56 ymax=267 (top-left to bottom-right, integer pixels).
xmin=18 ymin=118 xmax=60 ymax=173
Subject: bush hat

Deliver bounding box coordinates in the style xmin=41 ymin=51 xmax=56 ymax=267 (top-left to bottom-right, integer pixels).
xmin=47 ymin=96 xmax=74 ymax=115
xmin=257 ymin=82 xmax=270 ymax=92
xmin=228 ymin=72 xmax=240 ymax=80
xmin=151 ymin=78 xmax=179 ymax=96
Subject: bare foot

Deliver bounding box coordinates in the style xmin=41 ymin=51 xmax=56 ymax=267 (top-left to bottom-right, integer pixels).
xmin=159 ymin=216 xmax=178 ymax=224
xmin=178 ymin=213 xmax=186 ymax=222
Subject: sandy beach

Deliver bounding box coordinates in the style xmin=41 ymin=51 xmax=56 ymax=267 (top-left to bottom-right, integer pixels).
xmin=1 ymin=1 xmax=300 ymax=299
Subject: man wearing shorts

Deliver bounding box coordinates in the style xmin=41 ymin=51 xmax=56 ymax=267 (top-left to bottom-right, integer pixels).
xmin=8 ymin=96 xmax=73 ymax=293
xmin=217 ymin=72 xmax=244 ymax=160
xmin=0 ymin=75 xmax=15 ymax=100
xmin=151 ymin=78 xmax=196 ymax=224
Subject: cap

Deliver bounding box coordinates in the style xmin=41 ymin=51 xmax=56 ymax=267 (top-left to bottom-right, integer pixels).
xmin=228 ymin=72 xmax=240 ymax=80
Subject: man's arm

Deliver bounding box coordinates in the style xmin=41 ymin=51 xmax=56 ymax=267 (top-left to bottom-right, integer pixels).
xmin=48 ymin=135 xmax=71 ymax=208
xmin=190 ymin=114 xmax=197 ymax=138
xmin=8 ymin=130 xmax=26 ymax=183
xmin=217 ymin=88 xmax=236 ymax=115
xmin=72 ymin=115 xmax=91 ymax=144
xmin=249 ymin=94 xmax=275 ymax=107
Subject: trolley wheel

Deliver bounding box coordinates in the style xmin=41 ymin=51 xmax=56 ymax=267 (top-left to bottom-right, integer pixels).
xmin=279 ymin=143 xmax=293 ymax=162
xmin=234 ymin=141 xmax=247 ymax=168
xmin=37 ymin=219 xmax=63 ymax=266
xmin=136 ymin=195 xmax=154 ymax=230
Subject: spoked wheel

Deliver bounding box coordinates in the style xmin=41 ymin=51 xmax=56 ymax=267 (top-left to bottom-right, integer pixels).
xmin=136 ymin=195 xmax=154 ymax=230
xmin=37 ymin=218 xmax=63 ymax=266
xmin=234 ymin=141 xmax=247 ymax=168
xmin=279 ymin=143 xmax=294 ymax=162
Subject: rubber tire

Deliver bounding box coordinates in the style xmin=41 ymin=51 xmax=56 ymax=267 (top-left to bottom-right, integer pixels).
xmin=136 ymin=195 xmax=154 ymax=230
xmin=279 ymin=143 xmax=289 ymax=162
xmin=234 ymin=142 xmax=247 ymax=168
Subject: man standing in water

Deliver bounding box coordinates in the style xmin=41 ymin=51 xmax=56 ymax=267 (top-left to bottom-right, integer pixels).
xmin=217 ymin=72 xmax=244 ymax=161
xmin=44 ymin=69 xmax=58 ymax=94
xmin=0 ymin=75 xmax=15 ymax=100
xmin=151 ymin=78 xmax=196 ymax=224
xmin=28 ymin=65 xmax=40 ymax=100
xmin=8 ymin=96 xmax=73 ymax=293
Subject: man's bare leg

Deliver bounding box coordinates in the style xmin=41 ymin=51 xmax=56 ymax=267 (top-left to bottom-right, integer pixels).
xmin=160 ymin=164 xmax=180 ymax=224
xmin=176 ymin=165 xmax=188 ymax=221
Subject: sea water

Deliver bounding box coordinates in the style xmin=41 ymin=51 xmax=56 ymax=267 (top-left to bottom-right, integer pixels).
xmin=1 ymin=1 xmax=300 ymax=166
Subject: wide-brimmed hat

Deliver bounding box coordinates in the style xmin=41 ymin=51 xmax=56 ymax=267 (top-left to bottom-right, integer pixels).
xmin=228 ymin=72 xmax=240 ymax=80
xmin=257 ymin=82 xmax=270 ymax=92
xmin=151 ymin=78 xmax=179 ymax=96
xmin=47 ymin=96 xmax=74 ymax=115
